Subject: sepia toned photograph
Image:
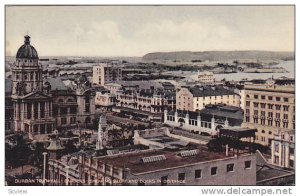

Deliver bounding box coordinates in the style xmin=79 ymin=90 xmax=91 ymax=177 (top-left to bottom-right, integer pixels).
xmin=4 ymin=5 xmax=295 ymax=188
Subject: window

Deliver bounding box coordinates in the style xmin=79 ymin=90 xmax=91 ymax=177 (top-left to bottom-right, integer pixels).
xmin=289 ymin=160 xmax=294 ymax=168
xmin=253 ymin=118 xmax=258 ymax=124
xmin=246 ymin=101 xmax=250 ymax=107
xmin=26 ymin=103 xmax=33 ymax=118
xmin=61 ymin=117 xmax=67 ymax=125
xmin=254 ymin=95 xmax=258 ymax=99
xmin=268 ymin=104 xmax=273 ymax=109
xmin=70 ymin=117 xmax=76 ymax=124
xmin=245 ymin=161 xmax=251 ymax=169
xmin=290 ymin=147 xmax=294 ymax=155
xmin=276 ymin=113 xmax=280 ymax=118
xmin=284 ymin=114 xmax=288 ymax=119
xmin=268 ymin=112 xmax=273 ymax=117
xmin=261 ymin=111 xmax=265 ymax=116
xmin=34 ymin=103 xmax=38 ymax=119
xmin=70 ymin=107 xmax=77 ymax=114
xmin=178 ymin=173 xmax=185 ymax=181
xmin=227 ymin=164 xmax=234 ymax=172
xmin=195 ymin=170 xmax=202 ymax=179
xmin=61 ymin=107 xmax=68 ymax=115
xmin=268 ymin=96 xmax=273 ymax=100
xmin=40 ymin=102 xmax=45 ymax=118
xmin=246 ymin=109 xmax=250 ymax=114
xmin=261 ymin=95 xmax=265 ymax=100
xmin=284 ymin=98 xmax=289 ymax=102
xmin=276 ymin=97 xmax=281 ymax=101
xmin=283 ymin=105 xmax=289 ymax=111
xmin=254 ymin=110 xmax=258 ymax=115
xmin=262 ymin=130 xmax=265 ymax=134
xmin=253 ymin=102 xmax=259 ymax=108
xmin=275 ymin=144 xmax=279 ymax=152
xmin=161 ymin=176 xmax=168 ymax=186
xmin=246 ymin=117 xmax=250 ymax=122
xmin=211 ymin=167 xmax=217 ymax=176
xmin=275 ymin=105 xmax=281 ymax=110
xmin=268 ymin=120 xmax=273 ymax=126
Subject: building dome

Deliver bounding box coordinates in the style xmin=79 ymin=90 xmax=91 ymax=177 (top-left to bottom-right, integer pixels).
xmin=16 ymin=35 xmax=38 ymax=59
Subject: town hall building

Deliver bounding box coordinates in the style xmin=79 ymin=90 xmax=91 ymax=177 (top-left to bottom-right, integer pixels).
xmin=6 ymin=35 xmax=96 ymax=139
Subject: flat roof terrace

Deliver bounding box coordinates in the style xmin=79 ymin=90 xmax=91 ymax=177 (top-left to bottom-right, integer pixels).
xmin=94 ymin=145 xmax=237 ymax=174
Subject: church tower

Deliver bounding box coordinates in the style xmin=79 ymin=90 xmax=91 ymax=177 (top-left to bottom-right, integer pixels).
xmin=11 ymin=35 xmax=55 ymax=137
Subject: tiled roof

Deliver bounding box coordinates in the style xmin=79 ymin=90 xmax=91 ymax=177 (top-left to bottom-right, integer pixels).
xmin=45 ymin=77 xmax=69 ymax=91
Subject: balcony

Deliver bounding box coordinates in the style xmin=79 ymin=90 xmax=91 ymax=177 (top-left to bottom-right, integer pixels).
xmin=282 ymin=119 xmax=289 ymax=123
xmin=252 ymin=115 xmax=258 ymax=118
xmin=275 ymin=118 xmax=281 ymax=122
xmin=260 ymin=116 xmax=265 ymax=119
xmin=267 ymin=117 xmax=273 ymax=120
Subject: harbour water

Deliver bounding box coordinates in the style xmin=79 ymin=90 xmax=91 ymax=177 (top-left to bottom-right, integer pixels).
xmin=188 ymin=60 xmax=295 ymax=81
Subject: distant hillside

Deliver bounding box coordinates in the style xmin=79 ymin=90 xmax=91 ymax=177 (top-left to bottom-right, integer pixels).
xmin=142 ymin=51 xmax=294 ymax=61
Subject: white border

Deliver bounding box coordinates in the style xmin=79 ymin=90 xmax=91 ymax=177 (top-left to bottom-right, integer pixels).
xmin=0 ymin=1 xmax=298 ymax=196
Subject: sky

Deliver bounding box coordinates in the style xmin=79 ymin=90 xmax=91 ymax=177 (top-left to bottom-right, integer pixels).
xmin=5 ymin=6 xmax=294 ymax=57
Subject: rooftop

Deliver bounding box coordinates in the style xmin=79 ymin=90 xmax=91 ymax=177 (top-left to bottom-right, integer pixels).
xmin=45 ymin=77 xmax=69 ymax=91
xmin=187 ymin=85 xmax=237 ymax=97
xmin=167 ymin=104 xmax=244 ymax=126
xmin=120 ymin=80 xmax=163 ymax=90
xmin=200 ymin=104 xmax=244 ymax=122
xmin=219 ymin=127 xmax=256 ymax=139
xmin=256 ymin=152 xmax=294 ymax=184
xmin=244 ymin=83 xmax=295 ymax=93
xmin=16 ymin=35 xmax=38 ymax=59
xmin=94 ymin=146 xmax=234 ymax=174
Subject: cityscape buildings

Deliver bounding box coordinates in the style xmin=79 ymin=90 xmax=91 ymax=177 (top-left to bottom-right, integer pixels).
xmin=242 ymin=80 xmax=295 ymax=146
xmin=4 ymin=5 xmax=295 ymax=188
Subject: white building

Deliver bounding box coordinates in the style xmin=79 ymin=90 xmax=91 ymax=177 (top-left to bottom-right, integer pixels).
xmin=176 ymin=86 xmax=240 ymax=111
xmin=198 ymin=71 xmax=215 ymax=83
xmin=271 ymin=129 xmax=295 ymax=169
xmin=164 ymin=110 xmax=226 ymax=135
xmin=234 ymin=87 xmax=246 ymax=110
xmin=104 ymin=83 xmax=122 ymax=94
xmin=92 ymin=64 xmax=122 ymax=86
xmin=95 ymin=92 xmax=116 ymax=111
